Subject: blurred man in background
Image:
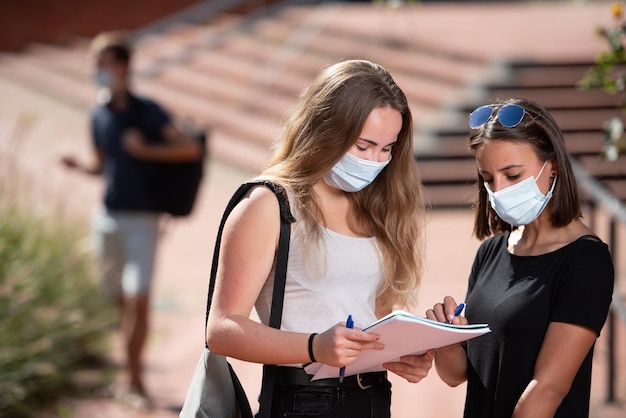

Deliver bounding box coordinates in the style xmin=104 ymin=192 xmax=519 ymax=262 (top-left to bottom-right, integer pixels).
xmin=61 ymin=31 xmax=202 ymax=409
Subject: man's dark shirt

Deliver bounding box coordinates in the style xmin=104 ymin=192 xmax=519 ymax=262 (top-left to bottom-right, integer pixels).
xmin=91 ymin=94 xmax=170 ymax=211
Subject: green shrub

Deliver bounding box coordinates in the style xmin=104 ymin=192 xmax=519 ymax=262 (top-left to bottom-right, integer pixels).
xmin=0 ymin=207 xmax=115 ymax=417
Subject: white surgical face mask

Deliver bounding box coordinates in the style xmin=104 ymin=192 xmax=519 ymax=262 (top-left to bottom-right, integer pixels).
xmin=484 ymin=161 xmax=557 ymax=226
xmin=323 ymin=152 xmax=391 ymax=193
xmin=92 ymin=69 xmax=114 ymax=88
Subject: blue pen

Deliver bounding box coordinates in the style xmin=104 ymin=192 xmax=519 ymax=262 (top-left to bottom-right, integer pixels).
xmin=339 ymin=314 xmax=354 ymax=383
xmin=449 ymin=303 xmax=465 ymax=324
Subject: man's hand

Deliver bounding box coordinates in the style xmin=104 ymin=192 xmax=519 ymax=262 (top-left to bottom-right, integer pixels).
xmin=59 ymin=152 xmax=104 ymax=176
xmin=123 ymin=129 xmax=148 ymax=158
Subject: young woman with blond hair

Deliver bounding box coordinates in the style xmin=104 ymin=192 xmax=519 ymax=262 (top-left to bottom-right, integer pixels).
xmin=207 ymin=59 xmax=432 ymax=417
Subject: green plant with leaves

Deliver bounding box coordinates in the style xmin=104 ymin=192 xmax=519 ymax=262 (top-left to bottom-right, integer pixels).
xmin=579 ymin=1 xmax=626 ymax=160
xmin=0 ymin=207 xmax=115 ymax=417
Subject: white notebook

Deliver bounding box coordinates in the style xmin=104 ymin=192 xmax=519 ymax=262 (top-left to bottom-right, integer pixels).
xmin=304 ymin=310 xmax=490 ymax=380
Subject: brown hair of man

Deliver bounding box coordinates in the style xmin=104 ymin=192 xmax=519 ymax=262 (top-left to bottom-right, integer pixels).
xmin=90 ymin=31 xmax=132 ymax=65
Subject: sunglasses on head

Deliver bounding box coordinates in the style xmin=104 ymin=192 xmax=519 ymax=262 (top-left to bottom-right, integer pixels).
xmin=469 ymin=104 xmax=526 ymax=129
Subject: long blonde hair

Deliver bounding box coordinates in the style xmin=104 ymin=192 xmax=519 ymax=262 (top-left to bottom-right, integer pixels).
xmin=262 ymin=59 xmax=424 ymax=309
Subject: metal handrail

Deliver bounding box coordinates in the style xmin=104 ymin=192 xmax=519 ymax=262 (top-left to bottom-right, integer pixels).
xmin=128 ymin=0 xmax=296 ymax=78
xmin=253 ymin=1 xmax=341 ymax=88
xmin=129 ymin=0 xmax=249 ymax=41
xmin=571 ymin=156 xmax=625 ymax=404
xmin=571 ymin=158 xmax=626 ymax=226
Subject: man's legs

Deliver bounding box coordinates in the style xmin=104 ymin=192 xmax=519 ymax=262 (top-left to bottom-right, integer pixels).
xmin=122 ymin=293 xmax=150 ymax=391
xmin=118 ymin=212 xmax=160 ymax=395
xmin=94 ymin=209 xmax=159 ymax=404
xmin=93 ymin=208 xmax=124 ymax=314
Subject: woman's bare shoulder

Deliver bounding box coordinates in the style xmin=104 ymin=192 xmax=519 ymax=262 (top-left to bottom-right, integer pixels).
xmin=226 ymin=184 xmax=282 ymax=233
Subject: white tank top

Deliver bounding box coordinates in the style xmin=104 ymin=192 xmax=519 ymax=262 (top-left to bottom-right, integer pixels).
xmin=255 ymin=196 xmax=382 ymax=338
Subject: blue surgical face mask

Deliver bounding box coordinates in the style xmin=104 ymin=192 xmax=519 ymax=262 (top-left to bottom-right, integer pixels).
xmin=484 ymin=161 xmax=557 ymax=226
xmin=323 ymin=152 xmax=391 ymax=193
xmin=92 ymin=69 xmax=114 ymax=88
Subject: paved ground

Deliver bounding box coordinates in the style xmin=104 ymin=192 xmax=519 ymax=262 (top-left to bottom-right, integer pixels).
xmin=1 ymin=67 xmax=625 ymax=418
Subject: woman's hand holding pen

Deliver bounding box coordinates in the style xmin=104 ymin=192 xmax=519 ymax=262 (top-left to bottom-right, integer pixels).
xmin=312 ymin=322 xmax=384 ymax=368
xmin=425 ymin=296 xmax=470 ymax=387
xmin=425 ymin=296 xmax=468 ymax=358
xmin=426 ymin=296 xmax=468 ymax=326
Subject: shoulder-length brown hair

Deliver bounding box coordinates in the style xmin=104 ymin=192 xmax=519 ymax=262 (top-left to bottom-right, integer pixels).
xmin=261 ymin=59 xmax=424 ymax=309
xmin=469 ymin=98 xmax=581 ymax=240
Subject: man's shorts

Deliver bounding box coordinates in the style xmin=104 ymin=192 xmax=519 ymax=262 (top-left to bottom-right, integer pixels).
xmin=93 ymin=208 xmax=160 ymax=299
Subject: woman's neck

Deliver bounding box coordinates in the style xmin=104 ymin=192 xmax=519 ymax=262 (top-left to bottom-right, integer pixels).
xmin=509 ymin=217 xmax=588 ymax=256
xmin=312 ymin=179 xmax=367 ymax=237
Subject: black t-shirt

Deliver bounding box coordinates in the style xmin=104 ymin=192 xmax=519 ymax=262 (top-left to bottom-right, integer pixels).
xmin=464 ymin=233 xmax=614 ymax=418
xmin=91 ymin=94 xmax=170 ymax=211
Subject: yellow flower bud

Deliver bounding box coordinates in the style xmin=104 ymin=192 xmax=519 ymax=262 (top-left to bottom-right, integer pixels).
xmin=611 ymin=2 xmax=623 ymax=20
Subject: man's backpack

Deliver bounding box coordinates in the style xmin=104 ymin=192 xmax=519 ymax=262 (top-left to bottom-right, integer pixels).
xmin=148 ymin=121 xmax=208 ymax=217
xmin=127 ymin=95 xmax=208 ymax=217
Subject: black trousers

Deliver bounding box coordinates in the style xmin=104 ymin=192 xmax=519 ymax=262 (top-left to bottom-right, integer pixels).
xmin=264 ymin=367 xmax=392 ymax=418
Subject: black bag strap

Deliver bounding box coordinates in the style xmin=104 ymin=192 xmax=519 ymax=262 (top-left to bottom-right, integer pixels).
xmin=229 ymin=362 xmax=253 ymax=418
xmin=204 ymin=180 xmax=295 ymax=418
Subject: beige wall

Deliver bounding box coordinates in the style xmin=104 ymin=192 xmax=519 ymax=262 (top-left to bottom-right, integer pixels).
xmin=0 ymin=0 xmax=271 ymax=50
xmin=0 ymin=0 xmax=206 ymax=51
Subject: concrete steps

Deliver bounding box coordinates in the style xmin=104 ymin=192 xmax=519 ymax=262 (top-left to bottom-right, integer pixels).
xmin=0 ymin=3 xmax=483 ymax=189
xmin=419 ymin=58 xmax=626 ymax=207
xmin=0 ymin=2 xmax=624 ymax=209
xmin=0 ymin=52 xmax=95 ymax=108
